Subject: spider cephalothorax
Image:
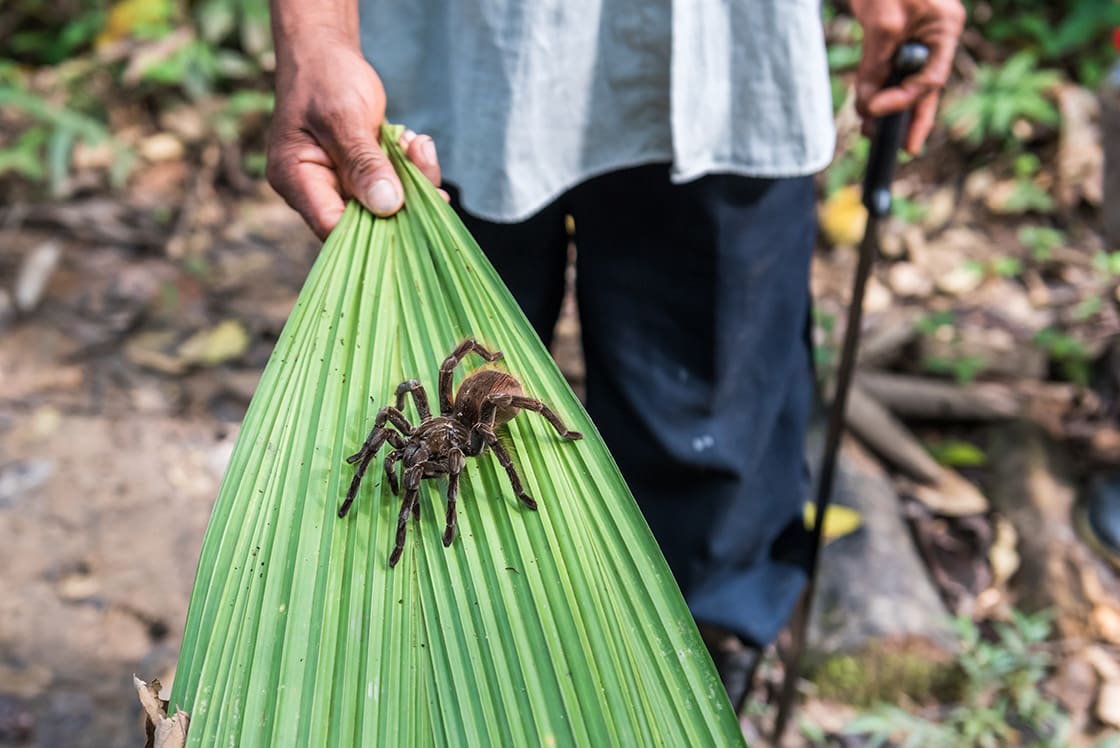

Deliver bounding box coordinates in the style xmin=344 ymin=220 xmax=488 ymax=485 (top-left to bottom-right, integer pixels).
xmin=338 ymin=338 xmax=583 ymax=567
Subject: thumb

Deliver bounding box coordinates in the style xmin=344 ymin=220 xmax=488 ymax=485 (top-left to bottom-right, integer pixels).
xmin=337 ymin=132 xmax=404 ymax=217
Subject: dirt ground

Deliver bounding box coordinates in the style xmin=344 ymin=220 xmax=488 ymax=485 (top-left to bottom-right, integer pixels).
xmin=0 ymin=192 xmax=318 ymax=747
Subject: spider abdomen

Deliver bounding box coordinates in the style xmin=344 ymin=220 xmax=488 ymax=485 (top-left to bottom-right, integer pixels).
xmin=453 ymin=369 xmax=524 ymax=427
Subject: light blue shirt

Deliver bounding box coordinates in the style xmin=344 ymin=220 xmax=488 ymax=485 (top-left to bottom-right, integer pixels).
xmin=361 ymin=0 xmax=835 ymax=222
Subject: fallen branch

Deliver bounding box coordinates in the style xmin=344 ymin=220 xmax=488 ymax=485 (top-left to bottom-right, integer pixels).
xmin=847 ymin=383 xmax=944 ymax=484
xmin=855 ymin=370 xmax=1021 ymax=421
xmin=857 ymin=313 xmax=920 ymax=370
xmin=846 ymin=384 xmax=988 ymax=515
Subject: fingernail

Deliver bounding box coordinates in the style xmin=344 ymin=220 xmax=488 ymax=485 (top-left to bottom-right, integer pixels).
xmin=369 ymin=179 xmax=400 ymax=215
xmin=421 ymin=137 xmax=437 ymax=164
xmin=400 ymin=129 xmax=417 ymax=148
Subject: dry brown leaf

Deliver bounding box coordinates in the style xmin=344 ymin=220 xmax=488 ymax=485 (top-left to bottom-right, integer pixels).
xmin=1093 ymin=605 xmax=1120 ymax=645
xmin=1097 ymin=680 xmax=1120 ymax=729
xmin=139 ymin=133 xmax=186 ymax=163
xmin=887 ymin=262 xmax=933 ymax=298
xmin=909 ymin=469 xmax=990 ymax=517
xmin=1056 ymin=83 xmax=1103 ymax=208
xmin=135 ymin=675 xmax=189 ymax=748
xmin=989 ymin=516 xmax=1020 ymax=587
xmin=14 ymin=241 xmax=62 ymax=313
xmin=125 ymin=330 xmax=187 ymax=375
xmin=1084 ymin=645 xmax=1120 ymax=681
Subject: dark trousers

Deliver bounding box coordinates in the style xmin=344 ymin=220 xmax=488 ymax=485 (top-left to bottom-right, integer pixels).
xmin=453 ymin=164 xmax=817 ymax=648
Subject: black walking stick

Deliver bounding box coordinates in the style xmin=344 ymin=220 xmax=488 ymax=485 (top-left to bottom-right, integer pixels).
xmin=770 ymin=41 xmax=930 ymax=744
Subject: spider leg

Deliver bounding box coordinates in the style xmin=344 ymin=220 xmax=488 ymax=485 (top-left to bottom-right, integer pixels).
xmin=394 ymin=379 xmax=432 ymax=421
xmin=345 ymin=406 xmax=414 ymax=464
xmin=389 ymin=465 xmax=425 ymax=567
xmin=340 ymin=409 xmax=413 ymax=517
xmin=438 ymin=338 xmax=504 ymax=416
xmin=339 ymin=448 xmax=379 ymax=518
xmin=477 ymin=426 xmax=537 ymax=510
xmin=480 ymin=393 xmax=584 ymax=440
xmin=382 ymin=449 xmax=404 ymax=495
xmin=442 ymin=449 xmax=466 ymax=547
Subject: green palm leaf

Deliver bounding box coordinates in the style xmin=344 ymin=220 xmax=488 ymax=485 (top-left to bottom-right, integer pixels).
xmin=168 ymin=124 xmax=746 ymax=746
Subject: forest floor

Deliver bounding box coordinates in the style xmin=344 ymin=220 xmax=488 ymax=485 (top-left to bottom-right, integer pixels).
xmin=3 ymin=5 xmax=1120 ymax=746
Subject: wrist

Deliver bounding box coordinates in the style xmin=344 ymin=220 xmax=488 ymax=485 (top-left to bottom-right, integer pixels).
xmin=271 ymin=1 xmax=362 ymax=78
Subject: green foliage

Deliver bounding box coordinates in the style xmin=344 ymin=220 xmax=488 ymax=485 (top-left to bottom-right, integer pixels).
xmin=213 ymin=89 xmax=274 ymax=142
xmin=1017 ymin=226 xmax=1064 ymax=262
xmin=844 ymin=611 xmax=1068 ymax=747
xmin=942 ymin=51 xmax=1061 ymax=149
xmin=1000 ymin=153 xmax=1056 ymax=214
xmin=924 ymin=354 xmax=988 ymax=386
xmin=1073 ymin=295 xmax=1103 ymax=322
xmin=991 ymin=256 xmax=1023 ymax=279
xmin=915 ymin=310 xmax=957 ymax=336
xmin=968 ymin=0 xmax=1120 ymax=86
xmin=915 ymin=311 xmax=989 ymax=385
xmin=8 ymin=7 xmax=106 ymax=64
xmin=927 ymin=439 xmax=987 ymax=468
xmin=0 ymin=78 xmax=133 ymax=194
xmin=1094 ymin=251 xmax=1120 ymax=277
xmin=0 ymin=0 xmax=275 ymax=193
xmin=1034 ymin=327 xmax=1092 ymax=387
xmin=812 ymin=307 xmax=838 ymax=374
xmin=824 ymin=138 xmax=869 ymax=196
xmin=892 ymin=196 xmax=928 ymax=225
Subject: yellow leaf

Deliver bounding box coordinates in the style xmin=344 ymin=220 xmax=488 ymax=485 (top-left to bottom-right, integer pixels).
xmin=818 ymin=185 xmax=868 ymax=247
xmin=803 ymin=501 xmax=863 ymax=543
xmin=96 ymin=0 xmax=173 ymax=49
xmin=176 ymin=319 xmax=250 ymax=367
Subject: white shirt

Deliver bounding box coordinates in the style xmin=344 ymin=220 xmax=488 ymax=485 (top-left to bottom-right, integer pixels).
xmin=360 ymin=0 xmax=835 ymax=222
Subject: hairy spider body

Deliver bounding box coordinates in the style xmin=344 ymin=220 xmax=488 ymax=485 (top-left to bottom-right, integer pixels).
xmin=339 ymin=339 xmax=583 ymax=567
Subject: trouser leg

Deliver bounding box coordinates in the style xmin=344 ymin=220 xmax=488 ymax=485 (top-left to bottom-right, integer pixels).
xmin=570 ymin=165 xmax=817 ymax=648
xmin=449 ymin=186 xmax=570 ymax=347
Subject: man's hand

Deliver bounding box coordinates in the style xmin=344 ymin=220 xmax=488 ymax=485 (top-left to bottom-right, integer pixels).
xmin=850 ymin=0 xmax=965 ymax=154
xmin=267 ymin=6 xmax=441 ymax=240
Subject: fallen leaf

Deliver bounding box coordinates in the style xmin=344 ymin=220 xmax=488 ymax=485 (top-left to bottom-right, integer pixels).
xmin=803 ymin=502 xmax=863 ymax=543
xmin=819 ymin=185 xmax=868 ymax=247
xmin=0 ymin=459 xmax=54 ymax=508
xmin=1084 ymin=645 xmax=1120 ymax=681
xmin=1052 ymin=655 xmax=1097 ymax=715
xmin=988 ymin=516 xmax=1020 ymax=587
xmin=135 ymin=675 xmax=189 ymax=748
xmin=935 ymin=264 xmax=985 ymax=297
xmin=15 ymin=241 xmax=62 ymax=313
xmin=921 ymin=187 xmax=957 ymax=232
xmin=909 ymin=469 xmax=989 ymax=516
xmin=0 ymin=663 xmax=53 ymax=699
xmin=176 ymin=319 xmax=250 ymax=367
xmin=1093 ymin=605 xmax=1120 ymax=645
xmin=125 ymin=330 xmax=187 ymax=375
xmin=1056 ymin=83 xmax=1103 ymax=208
xmin=1097 ymin=680 xmax=1120 ymax=729
xmin=887 ymin=262 xmax=933 ymax=298
xmin=139 ymin=133 xmax=186 ymax=163
xmin=97 ymin=0 xmax=175 ymax=49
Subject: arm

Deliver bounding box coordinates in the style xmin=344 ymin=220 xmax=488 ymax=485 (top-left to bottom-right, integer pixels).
xmin=267 ymin=0 xmax=441 ymax=239
xmin=850 ymin=0 xmax=966 ymax=154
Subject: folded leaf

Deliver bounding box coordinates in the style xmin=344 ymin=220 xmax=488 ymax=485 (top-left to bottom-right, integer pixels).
xmin=169 ymin=124 xmax=746 ymax=746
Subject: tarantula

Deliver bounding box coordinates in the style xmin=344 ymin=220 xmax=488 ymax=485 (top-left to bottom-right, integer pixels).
xmin=338 ymin=338 xmax=583 ymax=567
